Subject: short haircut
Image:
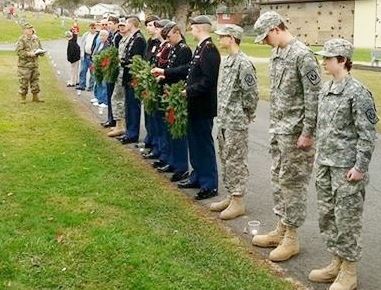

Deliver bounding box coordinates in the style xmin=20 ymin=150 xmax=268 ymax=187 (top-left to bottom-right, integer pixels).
xmin=108 ymin=16 xmax=119 ymax=24
xmin=197 ymin=23 xmax=212 ymax=33
xmin=127 ymin=17 xmax=140 ymax=28
xmin=89 ymin=22 xmax=96 ymax=28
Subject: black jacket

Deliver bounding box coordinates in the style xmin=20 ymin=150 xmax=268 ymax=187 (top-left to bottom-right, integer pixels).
xmin=165 ymin=37 xmax=220 ymax=118
xmin=121 ymin=30 xmax=146 ymax=86
xmin=67 ymin=37 xmax=80 ymax=63
xmin=145 ymin=38 xmax=161 ymax=65
xmin=163 ymin=40 xmax=192 ymax=85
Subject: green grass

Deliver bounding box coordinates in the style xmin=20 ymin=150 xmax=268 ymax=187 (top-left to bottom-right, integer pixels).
xmin=0 ymin=12 xmax=89 ymax=43
xmin=0 ymin=51 xmax=293 ymax=289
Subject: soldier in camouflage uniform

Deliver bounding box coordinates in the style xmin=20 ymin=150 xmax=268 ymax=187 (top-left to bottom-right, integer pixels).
xmin=252 ymin=11 xmax=321 ymax=262
xmin=16 ymin=23 xmax=44 ymax=103
xmin=107 ymin=20 xmax=129 ymax=137
xmin=210 ymin=25 xmax=258 ymax=220
xmin=308 ymin=39 xmax=379 ymax=290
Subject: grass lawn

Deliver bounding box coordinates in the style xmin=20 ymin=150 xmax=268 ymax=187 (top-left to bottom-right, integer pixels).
xmin=0 ymin=12 xmax=89 ymax=43
xmin=0 ymin=51 xmax=293 ymax=289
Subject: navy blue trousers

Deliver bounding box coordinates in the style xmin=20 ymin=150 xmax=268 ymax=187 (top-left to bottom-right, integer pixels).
xmin=124 ymin=86 xmax=141 ymax=140
xmin=106 ymin=82 xmax=115 ymax=123
xmin=168 ymin=135 xmax=188 ymax=173
xmin=187 ymin=117 xmax=218 ymax=190
xmin=144 ymin=112 xmax=153 ymax=146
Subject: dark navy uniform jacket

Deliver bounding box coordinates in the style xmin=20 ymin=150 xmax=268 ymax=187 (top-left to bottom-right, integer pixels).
xmin=165 ymin=37 xmax=220 ymax=118
xmin=121 ymin=30 xmax=146 ymax=86
xmin=163 ymin=40 xmax=192 ymax=85
xmin=109 ymin=30 xmax=122 ymax=49
xmin=145 ymin=38 xmax=161 ymax=65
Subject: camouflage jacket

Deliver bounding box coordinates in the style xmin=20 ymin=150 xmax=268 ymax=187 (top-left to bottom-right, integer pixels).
xmin=16 ymin=34 xmax=42 ymax=68
xmin=316 ymin=75 xmax=379 ymax=172
xmin=269 ymin=39 xmax=321 ymax=136
xmin=217 ymin=51 xmax=259 ymax=130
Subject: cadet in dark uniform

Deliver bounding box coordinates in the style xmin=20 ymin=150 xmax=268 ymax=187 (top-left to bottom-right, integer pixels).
xmin=141 ymin=15 xmax=161 ymax=150
xmin=144 ymin=19 xmax=173 ymax=168
xmin=153 ymin=15 xmax=221 ymax=199
xmin=152 ymin=22 xmax=192 ymax=182
xmin=120 ymin=16 xmax=147 ymax=144
xmin=102 ymin=15 xmax=123 ymax=129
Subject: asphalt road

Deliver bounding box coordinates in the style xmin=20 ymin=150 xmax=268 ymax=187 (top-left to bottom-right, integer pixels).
xmin=3 ymin=39 xmax=381 ymax=289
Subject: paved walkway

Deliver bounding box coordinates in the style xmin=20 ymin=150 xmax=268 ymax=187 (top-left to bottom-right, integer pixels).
xmin=2 ymin=40 xmax=381 ymax=289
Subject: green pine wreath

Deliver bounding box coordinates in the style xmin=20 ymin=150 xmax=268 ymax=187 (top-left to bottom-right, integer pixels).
xmin=163 ymin=81 xmax=187 ymax=139
xmin=129 ymin=55 xmax=160 ymax=114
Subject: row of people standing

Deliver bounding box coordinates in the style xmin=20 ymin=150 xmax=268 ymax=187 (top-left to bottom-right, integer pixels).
xmin=105 ymin=15 xmax=223 ymax=201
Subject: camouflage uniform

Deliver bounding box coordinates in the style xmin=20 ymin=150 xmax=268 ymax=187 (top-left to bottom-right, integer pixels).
xmin=268 ymin=38 xmax=321 ymax=228
xmin=217 ymin=50 xmax=258 ymax=196
xmin=315 ymin=39 xmax=379 ymax=261
xmin=111 ymin=34 xmax=129 ymax=120
xmin=16 ymin=30 xmax=42 ymax=97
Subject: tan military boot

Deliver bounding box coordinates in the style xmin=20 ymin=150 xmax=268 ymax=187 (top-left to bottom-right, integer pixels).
xmin=210 ymin=196 xmax=231 ymax=212
xmin=252 ymin=220 xmax=286 ymax=248
xmin=219 ymin=196 xmax=245 ymax=220
xmin=32 ymin=94 xmax=44 ymax=103
xmin=309 ymin=256 xmax=342 ymax=283
xmin=20 ymin=94 xmax=27 ymax=104
xmin=269 ymin=226 xmax=299 ymax=261
xmin=107 ymin=120 xmax=125 ymax=137
xmin=329 ymin=260 xmax=357 ymax=290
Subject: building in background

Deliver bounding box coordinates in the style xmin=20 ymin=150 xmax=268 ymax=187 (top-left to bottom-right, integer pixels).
xmin=257 ymin=0 xmax=381 ymax=48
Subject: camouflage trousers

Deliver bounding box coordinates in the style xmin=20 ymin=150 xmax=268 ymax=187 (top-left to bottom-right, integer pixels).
xmin=270 ymin=134 xmax=315 ymax=228
xmin=18 ymin=66 xmax=40 ymax=95
xmin=111 ymin=70 xmax=125 ymax=120
xmin=316 ymin=164 xmax=365 ymax=261
xmin=218 ymin=128 xmax=249 ymax=196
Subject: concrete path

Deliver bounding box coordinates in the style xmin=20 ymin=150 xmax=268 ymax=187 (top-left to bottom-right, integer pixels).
xmin=2 ymin=40 xmax=380 ymax=289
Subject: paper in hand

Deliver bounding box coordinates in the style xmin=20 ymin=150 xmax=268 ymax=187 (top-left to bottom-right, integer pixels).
xmin=34 ymin=48 xmax=47 ymax=56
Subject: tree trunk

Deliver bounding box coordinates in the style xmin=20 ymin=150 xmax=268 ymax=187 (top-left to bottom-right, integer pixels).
xmin=174 ymin=0 xmax=190 ymax=33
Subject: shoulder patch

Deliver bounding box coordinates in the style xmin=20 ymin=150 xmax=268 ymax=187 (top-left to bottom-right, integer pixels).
xmin=306 ymin=69 xmax=321 ymax=85
xmin=244 ymin=74 xmax=255 ymax=87
xmin=365 ymin=104 xmax=379 ymax=125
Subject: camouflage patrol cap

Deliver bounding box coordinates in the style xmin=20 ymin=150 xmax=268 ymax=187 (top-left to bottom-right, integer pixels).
xmin=315 ymin=38 xmax=354 ymax=59
xmin=23 ymin=22 xmax=33 ymax=29
xmin=253 ymin=11 xmax=284 ymax=43
xmin=214 ymin=24 xmax=244 ymax=40
xmin=189 ymin=15 xmax=212 ymax=26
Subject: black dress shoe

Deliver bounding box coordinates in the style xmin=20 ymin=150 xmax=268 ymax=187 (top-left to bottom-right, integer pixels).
xmin=152 ymin=160 xmax=166 ymax=168
xmin=195 ymin=189 xmax=218 ymax=200
xmin=116 ymin=134 xmax=127 ymax=141
xmin=170 ymin=171 xmax=189 ymax=182
xmin=120 ymin=137 xmax=138 ymax=144
xmin=157 ymin=164 xmax=174 ymax=173
xmin=178 ymin=179 xmax=199 ymax=189
xmin=143 ymin=152 xmax=158 ymax=159
xmin=101 ymin=120 xmax=116 ymax=128
xmin=76 ymin=86 xmax=85 ymax=91
xmin=135 ymin=142 xmax=152 ymax=149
